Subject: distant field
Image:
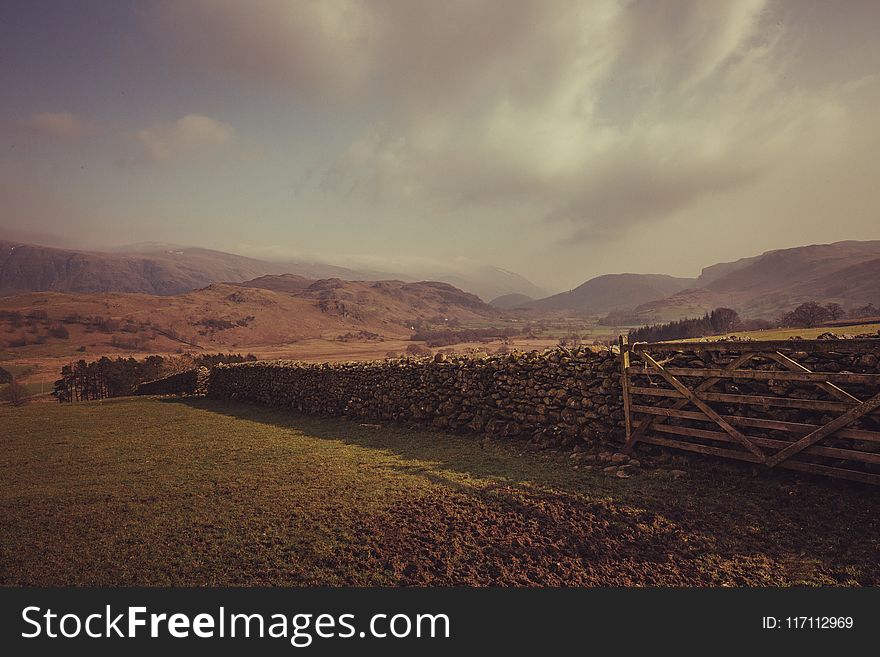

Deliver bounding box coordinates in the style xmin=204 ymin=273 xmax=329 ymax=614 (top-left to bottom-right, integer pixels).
xmin=668 ymin=322 xmax=880 ymax=343
xmin=2 ymin=397 xmax=878 ymax=586
xmin=0 ymin=381 xmax=45 ymax=397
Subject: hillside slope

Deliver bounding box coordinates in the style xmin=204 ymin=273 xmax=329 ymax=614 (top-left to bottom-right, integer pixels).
xmin=490 ymin=293 xmax=535 ymax=309
xmin=0 ymin=240 xmax=289 ymax=296
xmin=623 ymin=241 xmax=880 ymax=322
xmin=528 ymin=273 xmax=695 ymax=314
xmin=0 ymin=276 xmax=498 ymax=355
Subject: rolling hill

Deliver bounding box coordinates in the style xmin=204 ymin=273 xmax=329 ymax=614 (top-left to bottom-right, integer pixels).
xmin=490 ymin=293 xmax=535 ymax=309
xmin=619 ymin=241 xmax=880 ymax=322
xmin=236 ymin=273 xmax=315 ymax=293
xmin=527 ymin=273 xmax=696 ymax=315
xmin=0 ymin=276 xmax=498 ymax=357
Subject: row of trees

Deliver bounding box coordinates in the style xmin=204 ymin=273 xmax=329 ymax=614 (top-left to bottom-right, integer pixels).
xmin=779 ymin=302 xmax=842 ymax=328
xmin=410 ymin=326 xmax=520 ymax=347
xmin=778 ymin=301 xmax=877 ymax=327
xmin=52 ymin=358 xmax=145 ymax=402
xmin=629 ymin=300 xmax=880 ymax=343
xmin=52 ymin=352 xmax=257 ymax=402
xmin=628 ymin=308 xmax=749 ymax=343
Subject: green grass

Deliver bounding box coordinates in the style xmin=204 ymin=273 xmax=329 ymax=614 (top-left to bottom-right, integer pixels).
xmin=1 ymin=397 xmax=878 ymax=586
xmin=0 ymin=381 xmax=46 ymax=397
xmin=668 ymin=322 xmax=880 ymax=342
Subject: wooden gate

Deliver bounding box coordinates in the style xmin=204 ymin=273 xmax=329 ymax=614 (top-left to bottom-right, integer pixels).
xmin=618 ymin=336 xmax=880 ymax=485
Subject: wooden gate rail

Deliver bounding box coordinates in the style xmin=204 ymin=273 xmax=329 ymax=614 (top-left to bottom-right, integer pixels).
xmin=618 ymin=336 xmax=880 ymax=485
xmin=626 ymin=366 xmax=880 ymax=385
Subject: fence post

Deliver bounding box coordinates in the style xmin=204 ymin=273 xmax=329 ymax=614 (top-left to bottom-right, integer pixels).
xmin=619 ymin=334 xmax=633 ymax=450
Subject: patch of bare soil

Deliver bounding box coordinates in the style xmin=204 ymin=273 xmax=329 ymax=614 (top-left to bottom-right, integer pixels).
xmin=329 ymin=484 xmax=869 ymax=587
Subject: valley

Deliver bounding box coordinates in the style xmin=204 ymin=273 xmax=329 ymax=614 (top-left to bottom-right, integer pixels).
xmin=4 ymin=237 xmax=880 ymax=401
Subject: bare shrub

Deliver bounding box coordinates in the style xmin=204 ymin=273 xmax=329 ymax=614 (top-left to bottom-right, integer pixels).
xmin=405 ymin=343 xmax=433 ymax=357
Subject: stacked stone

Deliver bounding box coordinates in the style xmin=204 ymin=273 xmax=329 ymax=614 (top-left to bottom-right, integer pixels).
xmin=136 ymin=366 xmax=210 ymax=396
xmin=206 ymin=348 xmax=626 ymax=448
xmin=135 ymin=339 xmax=880 ymax=480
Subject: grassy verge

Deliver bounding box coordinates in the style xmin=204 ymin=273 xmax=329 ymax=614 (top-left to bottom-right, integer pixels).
xmin=1 ymin=397 xmax=878 ymax=586
xmin=668 ymin=322 xmax=880 ymax=342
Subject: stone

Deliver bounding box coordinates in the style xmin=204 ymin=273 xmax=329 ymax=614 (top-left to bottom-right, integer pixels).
xmin=159 ymin=341 xmax=880 ymax=487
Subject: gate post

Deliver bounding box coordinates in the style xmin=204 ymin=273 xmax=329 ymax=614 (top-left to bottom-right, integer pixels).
xmin=618 ymin=335 xmax=633 ymax=451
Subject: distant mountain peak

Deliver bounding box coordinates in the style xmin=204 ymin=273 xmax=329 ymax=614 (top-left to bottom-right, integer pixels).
xmin=527 ymin=272 xmax=695 ymax=314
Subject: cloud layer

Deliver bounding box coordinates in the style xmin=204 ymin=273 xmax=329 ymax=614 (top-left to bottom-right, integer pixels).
xmin=134 ymin=114 xmax=235 ymax=163
xmin=3 ymin=1 xmax=879 ymax=289
xmin=153 ymin=0 xmax=858 ymax=240
xmin=17 ymin=111 xmax=90 ymax=139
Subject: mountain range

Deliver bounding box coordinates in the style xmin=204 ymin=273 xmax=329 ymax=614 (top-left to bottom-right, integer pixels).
xmin=2 ymin=237 xmax=879 ymax=325
xmin=615 ymin=240 xmax=880 ymax=322
xmin=0 ymin=240 xmax=544 ymax=302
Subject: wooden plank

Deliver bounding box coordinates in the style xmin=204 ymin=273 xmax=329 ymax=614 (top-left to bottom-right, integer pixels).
xmin=639 ymin=351 xmax=765 ymax=460
xmin=766 ymin=391 xmax=880 ymax=467
xmin=639 ymin=421 xmax=880 ymax=465
xmin=767 ymin=351 xmax=861 ymax=403
xmin=631 ymin=404 xmax=712 ymax=421
xmin=624 ymin=352 xmax=756 ymax=450
xmin=632 ymin=339 xmax=880 ymax=354
xmin=639 ymin=431 xmax=880 ymax=486
xmin=619 ymin=335 xmax=633 ymax=448
xmin=776 ymin=460 xmax=880 ymax=486
xmin=636 ymin=434 xmax=763 ymax=463
xmin=630 ymin=404 xmax=880 ymax=443
xmin=626 ymin=366 xmax=880 ymax=385
xmin=630 ymin=387 xmax=858 ymax=412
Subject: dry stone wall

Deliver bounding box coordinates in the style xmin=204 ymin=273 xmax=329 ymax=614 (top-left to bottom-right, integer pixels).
xmin=138 ymin=338 xmax=880 ymax=478
xmin=206 ymin=349 xmax=625 ymax=449
xmin=136 ymin=367 xmax=210 ymax=397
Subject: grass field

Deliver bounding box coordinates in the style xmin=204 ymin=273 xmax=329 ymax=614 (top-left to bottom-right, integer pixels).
xmin=2 ymin=397 xmax=879 ymax=586
xmin=0 ymin=381 xmax=46 ymax=397
xmin=671 ymin=322 xmax=880 ymax=342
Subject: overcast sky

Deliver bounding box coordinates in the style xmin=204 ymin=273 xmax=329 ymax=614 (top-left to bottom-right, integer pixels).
xmin=2 ymin=0 xmax=879 ymax=291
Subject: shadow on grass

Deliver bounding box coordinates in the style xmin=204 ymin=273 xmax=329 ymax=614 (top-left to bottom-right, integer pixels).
xmin=161 ymin=397 xmax=880 ymax=508
xmin=162 ymin=396 xmax=575 ymax=489
xmin=150 ymin=397 xmax=880 ymax=583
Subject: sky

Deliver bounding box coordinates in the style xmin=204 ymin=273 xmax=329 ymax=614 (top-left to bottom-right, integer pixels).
xmin=2 ymin=0 xmax=879 ymax=292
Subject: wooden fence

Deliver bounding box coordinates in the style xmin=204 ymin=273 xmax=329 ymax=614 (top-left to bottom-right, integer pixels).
xmin=618 ymin=336 xmax=880 ymax=485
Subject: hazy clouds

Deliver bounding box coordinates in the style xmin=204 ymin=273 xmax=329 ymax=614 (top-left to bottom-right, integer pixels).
xmin=2 ymin=1 xmax=879 ymax=288
xmin=134 ymin=114 xmax=236 ymax=163
xmin=16 ymin=111 xmax=91 ymax=140
xmin=153 ymin=0 xmax=880 ymax=241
